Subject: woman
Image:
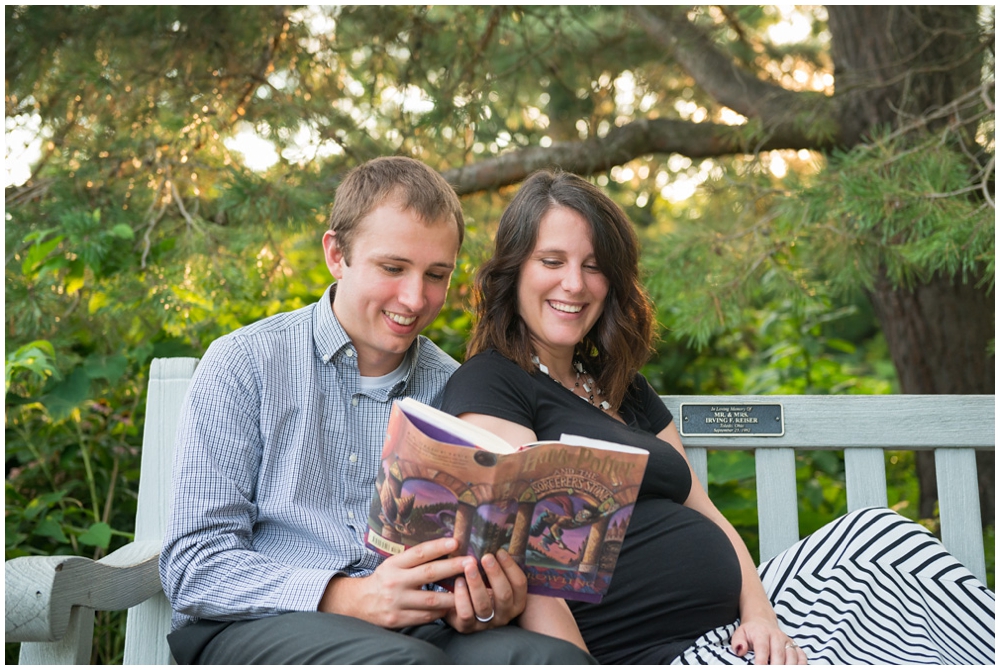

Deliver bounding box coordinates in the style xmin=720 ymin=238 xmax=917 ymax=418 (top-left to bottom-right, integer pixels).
xmin=440 ymin=170 xmax=995 ymax=664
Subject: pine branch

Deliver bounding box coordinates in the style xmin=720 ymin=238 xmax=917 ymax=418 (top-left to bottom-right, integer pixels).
xmin=441 ymin=117 xmax=827 ymax=195
xmin=225 ymin=6 xmax=291 ymax=128
xmin=5 ymin=178 xmax=55 ymax=208
xmin=141 ymin=179 xmax=168 ymax=270
xmin=630 ymin=6 xmax=831 ymax=126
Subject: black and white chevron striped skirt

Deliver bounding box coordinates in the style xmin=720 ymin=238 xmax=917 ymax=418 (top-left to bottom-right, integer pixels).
xmin=673 ymin=507 xmax=995 ymax=664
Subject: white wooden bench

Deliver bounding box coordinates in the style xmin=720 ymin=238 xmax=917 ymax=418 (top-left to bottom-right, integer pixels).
xmin=5 ymin=357 xmax=994 ymax=664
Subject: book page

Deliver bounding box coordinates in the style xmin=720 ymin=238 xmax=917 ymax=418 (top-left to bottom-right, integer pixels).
xmin=557 ymin=433 xmax=649 ymax=454
xmin=399 ymin=397 xmax=515 ymax=454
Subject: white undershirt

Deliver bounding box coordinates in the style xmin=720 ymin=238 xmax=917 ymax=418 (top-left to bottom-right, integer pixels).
xmin=358 ymin=356 xmax=408 ymax=392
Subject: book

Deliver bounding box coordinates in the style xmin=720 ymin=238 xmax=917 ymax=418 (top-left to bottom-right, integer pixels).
xmin=365 ymin=397 xmax=649 ymax=603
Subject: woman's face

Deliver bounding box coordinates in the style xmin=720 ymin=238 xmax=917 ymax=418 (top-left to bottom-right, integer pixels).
xmin=516 ymin=205 xmax=609 ymax=362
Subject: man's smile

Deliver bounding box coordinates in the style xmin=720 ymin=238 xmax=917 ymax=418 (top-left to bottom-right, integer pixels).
xmin=384 ymin=310 xmax=418 ymax=326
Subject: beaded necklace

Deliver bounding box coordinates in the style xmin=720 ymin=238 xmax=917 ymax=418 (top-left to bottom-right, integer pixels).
xmin=531 ymin=355 xmax=612 ymax=411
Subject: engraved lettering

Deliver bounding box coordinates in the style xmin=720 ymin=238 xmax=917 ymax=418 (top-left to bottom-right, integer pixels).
xmin=679 ymin=403 xmax=784 ymax=437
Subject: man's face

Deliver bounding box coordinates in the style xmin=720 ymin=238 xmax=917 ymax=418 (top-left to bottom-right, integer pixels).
xmin=323 ymin=203 xmax=460 ymax=377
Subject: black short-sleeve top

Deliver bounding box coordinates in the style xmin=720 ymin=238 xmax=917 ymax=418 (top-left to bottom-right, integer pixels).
xmin=440 ymin=349 xmax=742 ymax=664
xmin=439 ymin=349 xmax=691 ymax=504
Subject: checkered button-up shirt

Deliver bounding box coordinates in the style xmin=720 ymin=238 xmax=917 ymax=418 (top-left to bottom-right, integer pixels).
xmin=159 ymin=284 xmax=458 ymax=630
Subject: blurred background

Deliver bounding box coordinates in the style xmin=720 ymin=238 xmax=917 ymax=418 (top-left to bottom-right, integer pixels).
xmin=5 ymin=6 xmax=994 ymax=661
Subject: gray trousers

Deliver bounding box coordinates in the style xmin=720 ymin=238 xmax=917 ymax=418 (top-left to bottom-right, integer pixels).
xmin=167 ymin=611 xmax=598 ymax=665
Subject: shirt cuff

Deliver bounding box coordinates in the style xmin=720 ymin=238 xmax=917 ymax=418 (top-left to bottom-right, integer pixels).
xmin=275 ymin=567 xmax=343 ymax=612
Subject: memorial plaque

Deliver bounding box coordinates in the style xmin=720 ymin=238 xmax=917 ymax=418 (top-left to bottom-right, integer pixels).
xmin=679 ymin=403 xmax=784 ymax=437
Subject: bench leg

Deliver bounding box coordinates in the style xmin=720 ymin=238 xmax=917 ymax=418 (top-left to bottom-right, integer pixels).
xmin=18 ymin=606 xmax=95 ymax=665
xmin=124 ymin=591 xmax=174 ymax=665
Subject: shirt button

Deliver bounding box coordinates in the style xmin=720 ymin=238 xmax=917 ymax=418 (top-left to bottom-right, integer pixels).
xmin=349 ymin=453 xmax=358 ymax=464
xmin=346 ymin=350 xmax=354 ymax=358
xmin=351 ymin=397 xmax=359 ymax=407
xmin=348 ymin=511 xmax=354 ymax=519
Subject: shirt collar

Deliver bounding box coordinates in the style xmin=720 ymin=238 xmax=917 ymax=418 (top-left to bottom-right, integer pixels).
xmin=313 ymin=282 xmax=421 ymax=397
xmin=313 ymin=283 xmax=355 ymax=363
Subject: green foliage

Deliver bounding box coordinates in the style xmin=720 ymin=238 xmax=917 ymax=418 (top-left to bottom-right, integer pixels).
xmin=5 ymin=340 xmax=57 ymax=394
xmin=984 ymin=525 xmax=996 ymax=591
xmin=641 ymin=128 xmax=993 ymax=352
xmin=798 ymin=133 xmax=995 ymax=293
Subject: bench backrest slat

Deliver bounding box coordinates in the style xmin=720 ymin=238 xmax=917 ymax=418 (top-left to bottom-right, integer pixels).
xmin=844 ymin=448 xmax=888 ymax=510
xmin=755 ymin=448 xmax=799 ymax=562
xmin=936 ymin=448 xmax=987 ymax=583
xmin=685 ymin=447 xmax=708 ymax=490
xmin=660 ymin=395 xmax=994 ymax=450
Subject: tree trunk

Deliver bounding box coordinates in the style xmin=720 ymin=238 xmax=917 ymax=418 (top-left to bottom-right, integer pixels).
xmin=828 ymin=6 xmax=984 ymax=146
xmin=829 ymin=6 xmax=993 ymax=525
xmin=868 ymin=272 xmax=995 ymax=524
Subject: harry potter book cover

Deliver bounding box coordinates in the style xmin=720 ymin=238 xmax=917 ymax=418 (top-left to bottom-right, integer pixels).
xmin=365 ymin=398 xmax=649 ymax=603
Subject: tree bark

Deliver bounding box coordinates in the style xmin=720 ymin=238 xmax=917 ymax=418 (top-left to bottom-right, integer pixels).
xmin=827 ymin=6 xmax=984 ymax=146
xmin=868 ymin=272 xmax=995 ymax=523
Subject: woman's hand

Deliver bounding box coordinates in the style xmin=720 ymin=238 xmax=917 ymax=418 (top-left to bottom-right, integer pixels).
xmin=446 ymin=549 xmax=527 ymax=633
xmin=731 ymin=618 xmax=807 ymax=665
xmin=655 ymin=420 xmax=806 ymax=665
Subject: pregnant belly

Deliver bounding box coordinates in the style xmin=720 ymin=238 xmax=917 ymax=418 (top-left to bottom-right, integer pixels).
xmin=570 ymin=498 xmax=742 ymax=663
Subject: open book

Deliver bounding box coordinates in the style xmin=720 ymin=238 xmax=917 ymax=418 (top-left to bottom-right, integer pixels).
xmin=365 ymin=398 xmax=649 ymax=603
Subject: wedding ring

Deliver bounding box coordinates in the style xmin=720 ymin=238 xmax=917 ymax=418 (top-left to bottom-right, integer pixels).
xmin=475 ymin=610 xmax=495 ymax=623
xmin=785 ymin=641 xmax=799 ymax=649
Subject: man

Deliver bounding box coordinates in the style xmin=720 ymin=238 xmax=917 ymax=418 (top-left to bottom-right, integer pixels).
xmin=159 ymin=157 xmax=594 ymax=664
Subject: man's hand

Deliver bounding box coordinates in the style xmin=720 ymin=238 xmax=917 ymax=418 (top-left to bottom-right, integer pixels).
xmin=446 ymin=549 xmax=527 ymax=633
xmin=319 ymin=537 xmax=467 ymax=629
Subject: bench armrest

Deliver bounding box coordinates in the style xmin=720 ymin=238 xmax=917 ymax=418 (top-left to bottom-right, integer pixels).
xmin=5 ymin=540 xmax=162 ymax=643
